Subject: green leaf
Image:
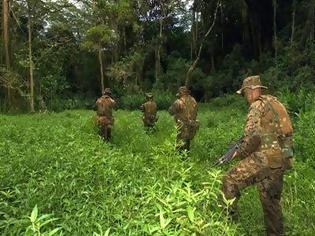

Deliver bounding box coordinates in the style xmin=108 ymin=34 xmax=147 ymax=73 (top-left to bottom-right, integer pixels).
xmin=48 ymin=227 xmax=61 ymax=236
xmin=104 ymin=227 xmax=111 ymax=236
xmin=187 ymin=206 xmax=195 ymax=223
xmin=159 ymin=210 xmax=172 ymax=230
xmin=30 ymin=205 xmax=38 ymax=223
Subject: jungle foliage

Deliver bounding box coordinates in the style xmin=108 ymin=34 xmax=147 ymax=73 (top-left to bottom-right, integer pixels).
xmin=0 ymin=0 xmax=315 ymax=112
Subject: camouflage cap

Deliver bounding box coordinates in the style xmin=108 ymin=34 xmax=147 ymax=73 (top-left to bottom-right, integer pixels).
xmin=178 ymin=86 xmax=190 ymax=95
xmin=103 ymin=88 xmax=112 ymax=95
xmin=236 ymin=75 xmax=268 ymax=95
xmin=145 ymin=92 xmax=153 ymax=98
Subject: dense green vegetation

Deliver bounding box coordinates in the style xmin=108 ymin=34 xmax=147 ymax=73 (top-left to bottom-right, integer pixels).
xmin=1 ymin=96 xmax=314 ymax=235
xmin=1 ymin=0 xmax=315 ymax=235
xmin=1 ymin=0 xmax=315 ymax=112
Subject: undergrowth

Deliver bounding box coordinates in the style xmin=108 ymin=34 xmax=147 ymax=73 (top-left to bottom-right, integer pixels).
xmin=0 ymin=97 xmax=314 ymax=235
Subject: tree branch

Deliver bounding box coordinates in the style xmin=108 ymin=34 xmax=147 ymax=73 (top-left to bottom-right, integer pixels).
xmin=185 ymin=0 xmax=221 ymax=86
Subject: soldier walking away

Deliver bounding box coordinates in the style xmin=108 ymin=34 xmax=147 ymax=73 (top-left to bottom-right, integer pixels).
xmin=169 ymin=86 xmax=199 ymax=151
xmin=140 ymin=93 xmax=158 ymax=131
xmin=96 ymin=88 xmax=116 ymax=141
xmin=221 ymin=76 xmax=293 ymax=235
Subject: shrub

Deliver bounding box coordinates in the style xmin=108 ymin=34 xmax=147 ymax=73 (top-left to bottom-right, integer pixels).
xmin=118 ymin=91 xmax=174 ymax=110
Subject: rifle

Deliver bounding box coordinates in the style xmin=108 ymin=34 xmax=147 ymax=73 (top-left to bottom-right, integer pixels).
xmin=215 ymin=137 xmax=244 ymax=166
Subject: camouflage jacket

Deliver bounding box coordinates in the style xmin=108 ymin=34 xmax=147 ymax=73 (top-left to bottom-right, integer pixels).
xmin=169 ymin=95 xmax=198 ymax=124
xmin=140 ymin=100 xmax=157 ymax=121
xmin=238 ymin=95 xmax=293 ymax=168
xmin=96 ymin=95 xmax=116 ymax=118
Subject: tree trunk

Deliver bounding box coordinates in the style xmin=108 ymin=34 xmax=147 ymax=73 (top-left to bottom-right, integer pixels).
xmin=155 ymin=17 xmax=163 ymax=84
xmin=98 ymin=48 xmax=105 ymax=93
xmin=290 ymin=0 xmax=296 ymax=46
xmin=27 ymin=2 xmax=35 ymax=112
xmin=273 ymin=0 xmax=277 ymax=62
xmin=2 ymin=0 xmax=10 ymax=67
xmin=2 ymin=0 xmax=11 ymax=109
xmin=191 ymin=5 xmax=196 ymax=60
xmin=195 ymin=11 xmax=199 ymax=48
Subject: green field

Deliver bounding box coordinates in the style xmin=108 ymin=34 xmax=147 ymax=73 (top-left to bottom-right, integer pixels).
xmin=1 ymin=97 xmax=315 ymax=235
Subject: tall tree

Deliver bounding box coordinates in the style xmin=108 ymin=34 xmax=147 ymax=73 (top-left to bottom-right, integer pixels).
xmin=2 ymin=0 xmax=11 ymax=107
xmin=185 ymin=0 xmax=220 ymax=85
xmin=26 ymin=0 xmax=35 ymax=112
xmin=2 ymin=0 xmax=10 ymax=67
xmin=82 ymin=25 xmax=116 ymax=93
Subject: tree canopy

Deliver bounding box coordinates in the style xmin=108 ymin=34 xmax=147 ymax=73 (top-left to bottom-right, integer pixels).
xmin=1 ymin=0 xmax=315 ymax=111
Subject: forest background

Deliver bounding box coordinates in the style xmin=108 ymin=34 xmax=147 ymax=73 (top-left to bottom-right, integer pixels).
xmin=1 ymin=0 xmax=314 ymax=112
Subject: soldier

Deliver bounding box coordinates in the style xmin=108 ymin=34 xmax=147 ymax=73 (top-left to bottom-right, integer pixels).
xmin=140 ymin=93 xmax=158 ymax=130
xmin=169 ymin=86 xmax=199 ymax=151
xmin=96 ymin=88 xmax=116 ymax=141
xmin=221 ymin=76 xmax=293 ymax=235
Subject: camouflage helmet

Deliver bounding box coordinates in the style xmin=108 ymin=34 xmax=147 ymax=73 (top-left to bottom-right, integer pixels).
xmin=236 ymin=75 xmax=268 ymax=95
xmin=145 ymin=92 xmax=153 ymax=99
xmin=103 ymin=88 xmax=112 ymax=96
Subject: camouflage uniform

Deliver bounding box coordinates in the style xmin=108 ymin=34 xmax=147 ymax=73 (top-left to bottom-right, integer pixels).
xmin=169 ymin=86 xmax=199 ymax=151
xmin=140 ymin=93 xmax=158 ymax=129
xmin=96 ymin=88 xmax=116 ymax=141
xmin=222 ymin=76 xmax=293 ymax=236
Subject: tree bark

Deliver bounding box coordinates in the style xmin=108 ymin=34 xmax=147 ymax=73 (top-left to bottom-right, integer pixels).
xmin=98 ymin=48 xmax=105 ymax=93
xmin=27 ymin=1 xmax=35 ymax=112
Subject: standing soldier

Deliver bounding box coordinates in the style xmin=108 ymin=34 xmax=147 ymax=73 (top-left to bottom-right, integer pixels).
xmin=140 ymin=93 xmax=158 ymax=130
xmin=169 ymin=86 xmax=199 ymax=151
xmin=96 ymin=88 xmax=116 ymax=141
xmin=221 ymin=76 xmax=293 ymax=235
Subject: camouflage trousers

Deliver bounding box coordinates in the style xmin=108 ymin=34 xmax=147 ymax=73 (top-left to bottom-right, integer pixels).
xmin=143 ymin=116 xmax=157 ymax=128
xmin=222 ymin=153 xmax=285 ymax=236
xmin=99 ymin=126 xmax=112 ymax=141
xmin=176 ymin=121 xmax=198 ymax=151
xmin=176 ymin=135 xmax=191 ymax=151
xmin=96 ymin=116 xmax=113 ymax=141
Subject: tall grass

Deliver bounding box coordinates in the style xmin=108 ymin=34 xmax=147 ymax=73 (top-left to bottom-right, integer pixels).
xmin=0 ymin=98 xmax=314 ymax=235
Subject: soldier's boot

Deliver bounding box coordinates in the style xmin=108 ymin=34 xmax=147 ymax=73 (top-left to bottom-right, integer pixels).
xmin=99 ymin=126 xmax=106 ymax=140
xmin=106 ymin=128 xmax=112 ymax=141
xmin=183 ymin=139 xmax=191 ymax=151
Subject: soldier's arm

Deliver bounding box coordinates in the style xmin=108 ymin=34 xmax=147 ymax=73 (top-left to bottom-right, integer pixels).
xmin=169 ymin=99 xmax=181 ymax=115
xmin=237 ymin=100 xmax=266 ymax=158
xmin=95 ymin=99 xmax=100 ymax=110
xmin=168 ymin=102 xmax=176 ymax=115
xmin=140 ymin=103 xmax=145 ymax=111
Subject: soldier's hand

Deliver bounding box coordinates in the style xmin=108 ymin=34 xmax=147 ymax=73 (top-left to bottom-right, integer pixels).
xmin=232 ymin=150 xmax=239 ymax=159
